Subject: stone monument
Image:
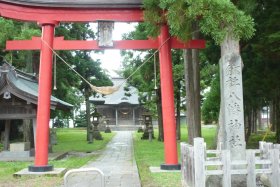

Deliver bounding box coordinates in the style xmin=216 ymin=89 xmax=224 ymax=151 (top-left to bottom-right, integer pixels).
xmin=220 ymin=53 xmax=246 ymax=160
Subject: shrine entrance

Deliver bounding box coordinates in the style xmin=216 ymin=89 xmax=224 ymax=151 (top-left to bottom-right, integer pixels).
xmin=0 ymin=1 xmax=205 ymax=172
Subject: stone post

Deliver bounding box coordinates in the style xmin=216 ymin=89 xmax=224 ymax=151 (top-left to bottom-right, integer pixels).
xmin=220 ymin=33 xmax=246 ymax=160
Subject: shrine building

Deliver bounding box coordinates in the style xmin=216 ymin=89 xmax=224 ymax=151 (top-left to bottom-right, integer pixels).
xmin=0 ymin=61 xmax=72 ymax=158
xmin=90 ymin=78 xmax=144 ymax=128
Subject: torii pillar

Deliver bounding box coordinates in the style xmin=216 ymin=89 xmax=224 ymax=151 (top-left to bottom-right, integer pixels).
xmin=159 ymin=24 xmax=181 ymax=170
xmin=28 ymin=21 xmax=57 ymax=172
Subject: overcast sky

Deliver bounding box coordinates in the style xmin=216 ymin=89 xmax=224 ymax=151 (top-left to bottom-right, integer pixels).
xmin=90 ymin=22 xmax=137 ymax=77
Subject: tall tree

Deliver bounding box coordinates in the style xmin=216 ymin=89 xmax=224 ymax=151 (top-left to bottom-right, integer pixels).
xmin=241 ymin=0 xmax=280 ymax=141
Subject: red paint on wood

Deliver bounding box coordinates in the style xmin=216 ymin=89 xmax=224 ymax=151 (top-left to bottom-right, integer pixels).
xmin=54 ymin=38 xmax=159 ymax=50
xmin=35 ymin=24 xmax=55 ymax=166
xmin=6 ymin=37 xmax=41 ymax=50
xmin=0 ymin=3 xmax=143 ymax=22
xmin=159 ymin=25 xmax=178 ymax=165
xmin=6 ymin=37 xmax=205 ymax=50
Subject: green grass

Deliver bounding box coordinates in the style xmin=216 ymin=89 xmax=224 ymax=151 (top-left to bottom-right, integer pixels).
xmin=0 ymin=129 xmax=115 ymax=186
xmin=134 ymin=125 xmax=217 ymax=187
xmin=247 ymin=131 xmax=275 ymax=149
xmin=53 ymin=128 xmax=114 ymax=152
xmin=180 ymin=125 xmax=217 ymax=148
xmin=134 ymin=132 xmax=179 ymax=187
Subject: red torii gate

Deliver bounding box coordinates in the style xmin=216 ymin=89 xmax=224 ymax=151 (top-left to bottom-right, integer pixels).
xmin=0 ymin=2 xmax=205 ymax=172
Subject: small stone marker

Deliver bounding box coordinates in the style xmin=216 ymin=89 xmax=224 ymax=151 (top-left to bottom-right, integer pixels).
xmin=64 ymin=168 xmax=105 ymax=187
xmin=10 ymin=142 xmax=30 ymax=151
xmin=50 ymin=129 xmax=57 ymax=145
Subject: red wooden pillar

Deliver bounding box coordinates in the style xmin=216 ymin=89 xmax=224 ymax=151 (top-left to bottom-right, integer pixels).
xmin=159 ymin=24 xmax=181 ymax=170
xmin=29 ymin=22 xmax=57 ymax=172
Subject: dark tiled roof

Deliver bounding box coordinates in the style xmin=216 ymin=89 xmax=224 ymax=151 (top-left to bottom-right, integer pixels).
xmin=0 ymin=62 xmax=73 ymax=110
xmin=0 ymin=0 xmax=143 ymax=8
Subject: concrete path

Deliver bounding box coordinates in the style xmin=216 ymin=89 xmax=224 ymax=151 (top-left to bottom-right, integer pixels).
xmin=82 ymin=131 xmax=141 ymax=187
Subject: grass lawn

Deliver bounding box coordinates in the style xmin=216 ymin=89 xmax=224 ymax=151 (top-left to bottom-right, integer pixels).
xmin=0 ymin=128 xmax=115 ymax=187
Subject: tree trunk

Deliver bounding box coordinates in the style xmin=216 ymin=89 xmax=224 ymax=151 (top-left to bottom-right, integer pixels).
xmin=4 ymin=120 xmax=11 ymax=151
xmin=275 ymin=92 xmax=280 ymax=143
xmin=85 ymin=90 xmax=91 ymax=141
xmin=23 ymin=119 xmax=32 ymax=142
xmin=176 ymin=87 xmax=181 ymax=140
xmin=184 ymin=22 xmax=202 ymax=145
xmin=252 ymin=109 xmax=257 ymax=133
xmin=184 ymin=49 xmax=196 ymax=145
xmin=192 ymin=22 xmax=201 ymax=137
xmin=245 ymin=109 xmax=252 ymax=143
xmin=270 ymin=101 xmax=276 ymax=131
xmin=32 ymin=52 xmax=40 ymax=75
xmin=156 ymin=88 xmax=164 ymax=141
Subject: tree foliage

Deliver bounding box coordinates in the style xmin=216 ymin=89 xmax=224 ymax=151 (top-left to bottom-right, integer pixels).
xmin=239 ymin=0 xmax=280 ymax=141
xmin=201 ymin=73 xmax=220 ymax=123
xmin=143 ymin=0 xmax=255 ymax=43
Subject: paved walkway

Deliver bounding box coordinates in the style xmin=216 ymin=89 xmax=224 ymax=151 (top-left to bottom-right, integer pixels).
xmin=82 ymin=131 xmax=141 ymax=187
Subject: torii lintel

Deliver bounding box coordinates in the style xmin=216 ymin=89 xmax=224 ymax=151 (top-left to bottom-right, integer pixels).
xmin=6 ymin=37 xmax=205 ymax=51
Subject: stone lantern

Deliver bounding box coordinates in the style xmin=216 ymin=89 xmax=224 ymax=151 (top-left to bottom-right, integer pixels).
xmin=137 ymin=118 xmax=144 ymax=133
xmin=88 ymin=116 xmax=94 ymax=144
xmin=104 ymin=119 xmax=111 ymax=133
xmin=91 ymin=111 xmax=103 ymax=140
xmin=141 ymin=111 xmax=154 ymax=140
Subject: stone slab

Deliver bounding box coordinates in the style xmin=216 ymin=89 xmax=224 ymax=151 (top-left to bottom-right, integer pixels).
xmin=14 ymin=168 xmax=66 ymax=177
xmin=10 ymin=142 xmax=30 ymax=151
xmin=149 ymin=166 xmax=181 ymax=173
xmin=0 ymin=151 xmax=67 ymax=161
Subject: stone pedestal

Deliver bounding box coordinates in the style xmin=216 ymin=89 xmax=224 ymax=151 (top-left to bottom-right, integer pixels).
xmin=104 ymin=126 xmax=111 ymax=133
xmin=10 ymin=142 xmax=31 ymax=151
xmin=93 ymin=130 xmax=103 ymax=140
xmin=50 ymin=129 xmax=57 ymax=145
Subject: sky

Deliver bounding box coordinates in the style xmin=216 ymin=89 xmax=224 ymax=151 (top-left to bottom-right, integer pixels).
xmin=90 ymin=22 xmax=138 ymax=77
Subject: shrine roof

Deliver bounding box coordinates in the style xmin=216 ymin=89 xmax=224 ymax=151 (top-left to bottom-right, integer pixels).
xmin=90 ymin=77 xmax=139 ymax=106
xmin=0 ymin=62 xmax=73 ymax=111
xmin=0 ymin=0 xmax=143 ymax=8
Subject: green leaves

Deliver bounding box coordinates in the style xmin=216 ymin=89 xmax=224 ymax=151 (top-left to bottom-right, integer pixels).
xmin=14 ymin=23 xmax=40 ymax=40
xmin=143 ymin=0 xmax=163 ymax=37
xmin=166 ymin=0 xmax=191 ymax=40
xmin=0 ymin=18 xmax=15 ymax=48
xmin=143 ymin=0 xmax=255 ymax=44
